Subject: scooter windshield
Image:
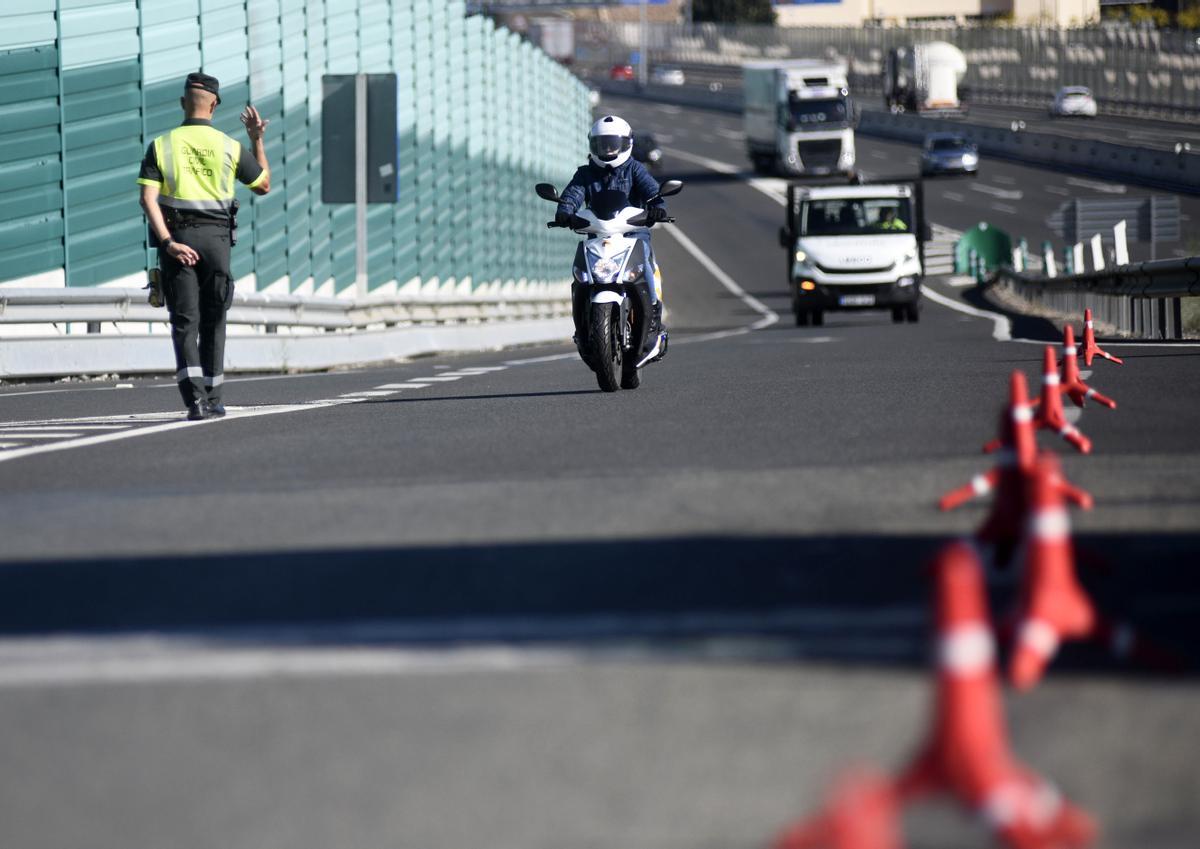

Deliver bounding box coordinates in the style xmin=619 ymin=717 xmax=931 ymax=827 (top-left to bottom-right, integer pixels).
xmin=589 ymin=189 xmax=630 ymax=221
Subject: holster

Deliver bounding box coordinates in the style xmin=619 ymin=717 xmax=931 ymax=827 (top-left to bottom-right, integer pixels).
xmin=145 ymin=266 xmax=164 ymax=308
xmin=229 ymin=198 xmax=240 ymax=246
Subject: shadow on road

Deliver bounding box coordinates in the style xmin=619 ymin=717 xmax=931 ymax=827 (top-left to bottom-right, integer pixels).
xmin=1 ymin=533 xmax=1195 ymax=675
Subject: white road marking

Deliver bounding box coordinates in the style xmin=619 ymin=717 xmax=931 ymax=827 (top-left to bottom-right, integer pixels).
xmin=504 ymin=352 xmax=578 ymax=366
xmin=942 ymin=191 xmax=965 ymax=202
xmin=0 ymin=432 xmax=88 ymax=439
xmin=993 ymin=203 xmax=1019 ymax=215
xmin=970 ymin=183 xmax=1023 ymax=201
xmin=992 ymin=175 xmax=1017 ymax=185
xmin=0 ymin=423 xmax=128 ymax=431
xmin=338 ymin=390 xmax=397 ymax=398
xmin=920 ymin=284 xmax=1012 ymax=342
xmin=411 ymin=375 xmax=463 ymax=382
xmin=1066 ymin=176 xmax=1126 ymax=194
xmin=0 ymin=605 xmax=925 ymax=687
xmin=715 ymin=127 xmax=743 ymax=140
xmin=660 ymin=224 xmax=779 ymax=332
xmin=655 ymin=104 xmax=681 ymax=114
xmin=375 ymin=382 xmax=432 ymax=390
xmin=0 ymin=400 xmax=358 ymax=466
xmin=1045 ymin=185 xmax=1070 ymax=196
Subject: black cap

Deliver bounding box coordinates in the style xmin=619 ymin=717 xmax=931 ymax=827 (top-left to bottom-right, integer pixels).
xmin=184 ymin=72 xmax=220 ymax=104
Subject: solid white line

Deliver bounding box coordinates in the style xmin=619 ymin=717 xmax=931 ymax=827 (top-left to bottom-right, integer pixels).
xmin=0 ymin=423 xmax=128 ymax=431
xmin=920 ymin=284 xmax=1012 ymax=342
xmin=0 ymin=432 xmax=87 ymax=439
xmin=0 ymin=400 xmax=358 ymax=466
xmin=504 ymin=352 xmax=578 ymax=366
xmin=660 ymin=224 xmax=779 ymax=331
xmin=0 ymin=605 xmax=925 ymax=687
xmin=411 ymin=375 xmax=463 ymax=382
xmin=375 ymin=382 xmax=432 ymax=389
xmin=339 ymin=390 xmax=397 ymax=398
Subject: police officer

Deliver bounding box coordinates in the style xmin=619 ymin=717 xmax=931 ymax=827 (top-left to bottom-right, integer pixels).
xmin=137 ymin=72 xmax=271 ymax=420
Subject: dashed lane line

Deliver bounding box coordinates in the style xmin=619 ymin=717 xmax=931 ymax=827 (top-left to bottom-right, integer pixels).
xmin=375 ymin=382 xmax=432 ymax=390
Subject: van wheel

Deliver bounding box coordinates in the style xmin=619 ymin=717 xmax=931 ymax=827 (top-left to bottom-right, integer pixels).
xmin=811 ymin=310 xmax=824 ymax=327
xmin=794 ymin=305 xmax=810 ymax=327
xmin=892 ymin=307 xmax=905 ymax=323
xmin=905 ymin=303 xmax=920 ymax=323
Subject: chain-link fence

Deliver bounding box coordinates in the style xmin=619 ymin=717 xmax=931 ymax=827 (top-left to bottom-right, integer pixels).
xmin=572 ymin=22 xmax=1200 ymax=119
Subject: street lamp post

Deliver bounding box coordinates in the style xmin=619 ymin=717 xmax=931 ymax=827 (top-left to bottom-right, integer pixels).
xmin=638 ymin=0 xmax=648 ymax=89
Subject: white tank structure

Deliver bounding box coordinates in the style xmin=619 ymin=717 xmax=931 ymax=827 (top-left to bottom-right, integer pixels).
xmin=884 ymin=41 xmax=968 ymax=115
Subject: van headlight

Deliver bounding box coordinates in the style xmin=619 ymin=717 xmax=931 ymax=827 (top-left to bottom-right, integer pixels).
xmin=794 ymin=249 xmax=808 ymax=264
xmin=897 ymin=276 xmax=916 ymax=287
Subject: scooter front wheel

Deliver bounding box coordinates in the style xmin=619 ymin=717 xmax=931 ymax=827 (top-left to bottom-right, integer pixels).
xmin=590 ymin=303 xmax=622 ymax=392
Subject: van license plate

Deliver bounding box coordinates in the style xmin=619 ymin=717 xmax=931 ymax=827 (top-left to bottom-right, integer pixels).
xmin=839 ymin=294 xmax=875 ymax=306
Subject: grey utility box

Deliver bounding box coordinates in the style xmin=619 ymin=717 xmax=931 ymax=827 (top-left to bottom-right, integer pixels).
xmin=321 ymin=74 xmax=399 ymax=204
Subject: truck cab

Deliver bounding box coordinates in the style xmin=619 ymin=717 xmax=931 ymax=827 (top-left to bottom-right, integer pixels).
xmin=743 ymin=60 xmax=856 ymax=177
xmin=779 ymin=181 xmax=929 ymax=326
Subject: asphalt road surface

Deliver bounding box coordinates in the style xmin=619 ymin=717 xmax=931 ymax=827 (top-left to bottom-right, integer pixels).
xmin=0 ymin=95 xmax=1197 ymax=849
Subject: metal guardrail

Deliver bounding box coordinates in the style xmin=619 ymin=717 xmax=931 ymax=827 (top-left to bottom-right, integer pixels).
xmin=0 ymin=288 xmax=572 ymax=331
xmin=990 ymin=257 xmax=1200 ymax=339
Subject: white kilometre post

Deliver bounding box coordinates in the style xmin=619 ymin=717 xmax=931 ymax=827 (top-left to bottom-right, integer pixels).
xmin=1113 ymin=219 xmax=1129 ymax=266
xmin=1072 ymin=242 xmax=1085 ymax=274
xmin=1090 ymin=232 xmax=1104 ymax=271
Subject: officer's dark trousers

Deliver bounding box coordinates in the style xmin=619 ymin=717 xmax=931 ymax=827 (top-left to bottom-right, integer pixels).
xmin=161 ymin=222 xmax=233 ymax=408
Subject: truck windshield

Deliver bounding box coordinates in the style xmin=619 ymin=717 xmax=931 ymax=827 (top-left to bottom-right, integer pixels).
xmin=801 ymin=198 xmax=913 ymax=236
xmin=787 ymin=96 xmax=849 ymax=129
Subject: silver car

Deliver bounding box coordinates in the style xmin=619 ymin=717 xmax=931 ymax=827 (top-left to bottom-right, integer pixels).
xmin=920 ymin=133 xmax=979 ymax=176
xmin=1051 ymin=86 xmax=1098 ymax=117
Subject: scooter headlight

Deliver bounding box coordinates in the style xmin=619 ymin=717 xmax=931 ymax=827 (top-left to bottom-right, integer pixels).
xmin=592 ymin=256 xmax=621 ymax=282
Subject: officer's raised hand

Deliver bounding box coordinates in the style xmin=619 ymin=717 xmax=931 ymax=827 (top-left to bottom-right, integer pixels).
xmin=240 ymin=104 xmax=269 ymax=140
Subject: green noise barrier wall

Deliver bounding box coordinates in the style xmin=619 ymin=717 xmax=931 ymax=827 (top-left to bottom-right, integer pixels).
xmin=0 ymin=0 xmax=590 ymax=296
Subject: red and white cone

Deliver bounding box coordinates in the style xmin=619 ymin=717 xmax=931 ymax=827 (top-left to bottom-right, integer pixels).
xmin=1061 ymin=326 xmax=1116 ymax=410
xmin=773 ymin=768 xmax=903 ymax=849
xmin=1033 ymin=346 xmax=1092 ymax=454
xmin=1009 ymin=454 xmax=1096 ymax=691
xmin=945 ymin=373 xmax=1038 ymax=563
xmin=899 ymin=539 xmax=1097 ymax=849
xmin=1080 ymin=309 xmax=1123 ymax=367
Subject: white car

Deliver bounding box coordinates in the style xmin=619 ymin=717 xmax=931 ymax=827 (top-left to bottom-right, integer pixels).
xmin=651 ymin=66 xmax=686 ymax=86
xmin=1051 ymin=86 xmax=1097 ymax=118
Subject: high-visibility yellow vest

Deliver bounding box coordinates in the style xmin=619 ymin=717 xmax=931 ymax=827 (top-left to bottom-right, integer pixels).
xmin=149 ymin=124 xmax=256 ymax=213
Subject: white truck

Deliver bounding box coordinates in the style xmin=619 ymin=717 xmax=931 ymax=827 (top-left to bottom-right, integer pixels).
xmin=778 ymin=180 xmax=929 ymax=327
xmin=742 ymin=60 xmax=856 ymax=177
xmin=883 ymin=42 xmax=968 ymax=114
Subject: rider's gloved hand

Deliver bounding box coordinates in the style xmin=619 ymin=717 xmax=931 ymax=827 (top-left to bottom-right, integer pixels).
xmin=554 ymin=210 xmax=573 ymax=227
xmin=645 ymin=206 xmax=668 ymax=223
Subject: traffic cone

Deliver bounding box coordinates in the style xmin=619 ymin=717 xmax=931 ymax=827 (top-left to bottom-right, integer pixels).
xmin=944 ymin=373 xmax=1037 ymax=562
xmin=1009 ymin=454 xmax=1097 ymax=691
xmin=898 ymin=539 xmax=1097 ymax=849
xmin=1080 ymin=309 xmax=1123 ymax=367
xmin=1033 ymin=346 xmax=1092 ymax=454
xmin=1061 ymin=326 xmax=1116 ymax=410
xmin=773 ymin=768 xmax=903 ymax=849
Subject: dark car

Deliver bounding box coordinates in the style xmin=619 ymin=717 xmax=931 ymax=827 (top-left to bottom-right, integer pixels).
xmin=632 ymin=133 xmax=663 ymax=174
xmin=920 ymin=133 xmax=979 ymax=176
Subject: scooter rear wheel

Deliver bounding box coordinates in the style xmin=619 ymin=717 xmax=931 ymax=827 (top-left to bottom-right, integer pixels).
xmin=590 ymin=303 xmax=621 ymax=392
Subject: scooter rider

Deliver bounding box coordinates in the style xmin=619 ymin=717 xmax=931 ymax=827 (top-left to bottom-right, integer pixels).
xmin=555 ymin=116 xmax=669 ymax=348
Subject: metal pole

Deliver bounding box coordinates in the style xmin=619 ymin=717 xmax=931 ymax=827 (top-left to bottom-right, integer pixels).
xmin=638 ymin=0 xmax=648 ymax=89
xmin=355 ymin=73 xmax=368 ymax=300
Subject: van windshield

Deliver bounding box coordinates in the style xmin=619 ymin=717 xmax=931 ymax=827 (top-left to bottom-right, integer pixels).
xmin=801 ymin=198 xmax=913 ymax=236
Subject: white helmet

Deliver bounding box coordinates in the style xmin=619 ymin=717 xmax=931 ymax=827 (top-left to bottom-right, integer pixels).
xmin=589 ymin=115 xmax=633 ymax=169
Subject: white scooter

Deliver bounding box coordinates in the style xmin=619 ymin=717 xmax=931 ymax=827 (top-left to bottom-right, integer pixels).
xmin=535 ymin=180 xmax=683 ymax=392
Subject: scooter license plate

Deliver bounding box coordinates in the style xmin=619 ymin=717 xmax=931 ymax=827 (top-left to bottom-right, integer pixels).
xmin=839 ymin=294 xmax=875 ymax=307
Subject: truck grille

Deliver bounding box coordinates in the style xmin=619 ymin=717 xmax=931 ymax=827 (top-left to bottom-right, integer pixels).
xmin=815 ymin=261 xmax=894 ymax=275
xmin=797 ymin=139 xmax=842 ymax=172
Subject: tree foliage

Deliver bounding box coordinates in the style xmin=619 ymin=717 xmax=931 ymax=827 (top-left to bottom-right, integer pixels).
xmin=692 ymin=0 xmax=777 ymax=25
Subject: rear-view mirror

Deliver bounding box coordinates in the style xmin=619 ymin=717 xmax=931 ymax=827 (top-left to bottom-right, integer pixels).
xmin=535 ymin=183 xmax=560 ymax=202
xmin=778 ymin=226 xmax=791 ymax=248
xmin=921 ymin=223 xmax=933 ymax=242
xmin=659 ymin=180 xmax=683 ymax=198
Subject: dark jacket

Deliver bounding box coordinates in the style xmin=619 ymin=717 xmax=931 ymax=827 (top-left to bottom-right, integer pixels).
xmin=556 ymin=158 xmax=665 ymax=217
